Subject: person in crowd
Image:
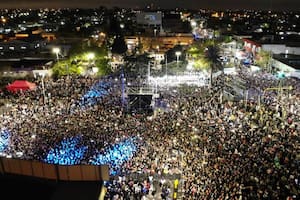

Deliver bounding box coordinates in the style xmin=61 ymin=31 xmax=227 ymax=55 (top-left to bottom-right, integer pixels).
xmin=0 ymin=69 xmax=299 ymax=200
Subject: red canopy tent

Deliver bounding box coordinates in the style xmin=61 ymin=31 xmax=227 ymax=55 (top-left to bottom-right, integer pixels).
xmin=6 ymin=80 xmax=37 ymax=92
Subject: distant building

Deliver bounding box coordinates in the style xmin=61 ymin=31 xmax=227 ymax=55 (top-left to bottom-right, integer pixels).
xmin=136 ymin=12 xmax=163 ymax=37
xmin=0 ymin=35 xmax=47 ymax=54
xmin=242 ymin=38 xmax=262 ymax=56
xmin=124 ymin=35 xmax=193 ymax=53
xmin=240 ymin=35 xmax=300 ymax=56
xmin=136 ymin=12 xmax=162 ymax=26
xmin=261 ymin=43 xmax=300 ymax=55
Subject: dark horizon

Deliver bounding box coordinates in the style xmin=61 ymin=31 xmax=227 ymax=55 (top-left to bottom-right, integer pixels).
xmin=0 ymin=0 xmax=299 ymax=11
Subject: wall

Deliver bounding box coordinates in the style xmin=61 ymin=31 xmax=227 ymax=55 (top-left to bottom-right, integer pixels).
xmin=273 ymin=59 xmax=296 ymax=73
xmin=262 ymin=44 xmax=300 ymax=55
xmin=0 ymin=157 xmax=109 ymax=181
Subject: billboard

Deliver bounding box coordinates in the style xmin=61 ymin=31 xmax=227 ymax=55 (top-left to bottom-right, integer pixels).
xmin=136 ymin=12 xmax=162 ymax=25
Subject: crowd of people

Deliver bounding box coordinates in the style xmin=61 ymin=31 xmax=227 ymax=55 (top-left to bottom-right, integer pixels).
xmin=0 ymin=68 xmax=299 ymax=199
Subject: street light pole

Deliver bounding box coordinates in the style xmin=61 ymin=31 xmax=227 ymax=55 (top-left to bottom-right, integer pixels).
xmin=87 ymin=52 xmax=95 ymax=76
xmin=244 ymin=90 xmax=248 ymax=108
xmin=175 ymin=51 xmax=181 ymax=69
xmin=154 ymin=28 xmax=157 ymax=37
xmin=165 ymin=54 xmax=168 ymax=78
xmin=148 ymin=61 xmax=151 ymax=82
xmin=41 ymin=75 xmax=46 ymax=104
xmin=52 ymin=47 xmax=60 ymax=62
xmin=263 ymin=85 xmax=293 ymax=118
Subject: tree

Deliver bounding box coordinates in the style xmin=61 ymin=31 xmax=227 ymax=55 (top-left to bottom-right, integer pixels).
xmin=107 ymin=11 xmax=122 ymax=35
xmin=187 ymin=45 xmax=202 ymax=59
xmin=204 ymin=44 xmax=223 ymax=86
xmin=193 ymin=57 xmax=210 ymax=71
xmin=165 ymin=45 xmax=184 ymax=62
xmin=52 ymin=40 xmax=111 ymax=78
xmin=255 ymin=50 xmax=272 ymax=72
xmin=95 ymin=58 xmax=111 ymax=76
xmin=111 ymin=35 xmax=127 ymax=55
xmin=51 ymin=60 xmax=78 ymax=77
xmin=222 ymin=35 xmax=233 ymax=43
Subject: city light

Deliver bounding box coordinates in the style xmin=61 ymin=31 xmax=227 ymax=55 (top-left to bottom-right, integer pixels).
xmin=175 ymin=51 xmax=181 ymax=57
xmin=190 ymin=20 xmax=197 ymax=27
xmin=86 ymin=52 xmax=95 ymax=60
xmin=175 ymin=51 xmax=182 ymax=68
xmin=92 ymin=67 xmax=99 ymax=74
xmin=186 ymin=61 xmax=194 ymax=71
xmin=52 ymin=47 xmax=60 ymax=61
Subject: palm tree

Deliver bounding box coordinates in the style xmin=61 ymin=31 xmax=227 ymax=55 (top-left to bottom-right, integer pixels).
xmin=255 ymin=50 xmax=272 ymax=72
xmin=204 ymin=45 xmax=223 ymax=87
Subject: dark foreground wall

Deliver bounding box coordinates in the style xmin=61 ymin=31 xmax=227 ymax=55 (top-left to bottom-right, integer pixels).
xmin=0 ymin=157 xmax=109 ymax=181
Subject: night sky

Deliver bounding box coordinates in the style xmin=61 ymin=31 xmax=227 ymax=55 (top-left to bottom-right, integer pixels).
xmin=0 ymin=0 xmax=299 ymax=11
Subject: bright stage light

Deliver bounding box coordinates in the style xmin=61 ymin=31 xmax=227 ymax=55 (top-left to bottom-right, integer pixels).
xmin=78 ymin=80 xmax=110 ymax=109
xmin=44 ymin=136 xmax=87 ymax=165
xmin=0 ymin=129 xmax=10 ymax=153
xmin=90 ymin=137 xmax=138 ymax=175
xmin=148 ymin=72 xmax=209 ymax=88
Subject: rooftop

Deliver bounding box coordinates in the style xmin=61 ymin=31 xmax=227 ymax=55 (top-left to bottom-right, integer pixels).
xmin=273 ymin=53 xmax=300 ymax=70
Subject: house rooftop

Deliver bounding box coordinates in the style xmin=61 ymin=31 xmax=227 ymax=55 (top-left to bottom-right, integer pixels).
xmin=273 ymin=53 xmax=300 ymax=70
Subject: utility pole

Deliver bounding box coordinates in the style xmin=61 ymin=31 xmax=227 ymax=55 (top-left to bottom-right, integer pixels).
xmin=121 ymin=66 xmax=126 ymax=108
xmin=244 ymin=90 xmax=248 ymax=109
xmin=41 ymin=75 xmax=46 ymax=104
xmin=148 ymin=61 xmax=151 ymax=82
xmin=165 ymin=54 xmax=168 ymax=78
